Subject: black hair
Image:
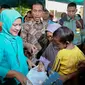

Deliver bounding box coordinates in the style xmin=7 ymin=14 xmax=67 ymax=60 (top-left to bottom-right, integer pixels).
xmin=61 ymin=12 xmax=67 ymax=18
xmin=27 ymin=10 xmax=31 ymax=14
xmin=67 ymin=2 xmax=77 ymax=8
xmin=53 ymin=26 xmax=74 ymax=44
xmin=31 ymin=1 xmax=44 ymax=10
xmin=43 ymin=8 xmax=49 ymax=12
xmin=0 ymin=4 xmax=10 ymax=9
xmin=77 ymin=14 xmax=81 ymax=19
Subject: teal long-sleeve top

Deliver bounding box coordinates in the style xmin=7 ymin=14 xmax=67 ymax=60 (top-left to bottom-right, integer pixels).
xmin=0 ymin=9 xmax=29 ymax=84
xmin=0 ymin=33 xmax=29 ymax=82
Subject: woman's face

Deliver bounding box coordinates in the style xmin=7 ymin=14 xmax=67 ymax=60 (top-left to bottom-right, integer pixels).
xmin=47 ymin=31 xmax=53 ymax=42
xmin=10 ymin=18 xmax=21 ymax=36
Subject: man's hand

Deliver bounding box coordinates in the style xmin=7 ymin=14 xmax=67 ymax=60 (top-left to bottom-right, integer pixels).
xmin=24 ymin=43 xmax=38 ymax=56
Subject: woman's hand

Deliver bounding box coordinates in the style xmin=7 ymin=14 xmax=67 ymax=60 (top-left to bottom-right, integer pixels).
xmin=6 ymin=70 xmax=32 ymax=85
xmin=14 ymin=71 xmax=28 ymax=85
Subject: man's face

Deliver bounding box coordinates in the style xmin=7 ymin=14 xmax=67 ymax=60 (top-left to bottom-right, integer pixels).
xmin=67 ymin=7 xmax=77 ymax=18
xmin=27 ymin=13 xmax=33 ymax=21
xmin=31 ymin=4 xmax=43 ymax=22
xmin=43 ymin=11 xmax=49 ymax=20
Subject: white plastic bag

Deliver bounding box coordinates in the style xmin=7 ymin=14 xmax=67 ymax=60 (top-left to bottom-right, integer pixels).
xmin=27 ymin=66 xmax=48 ymax=85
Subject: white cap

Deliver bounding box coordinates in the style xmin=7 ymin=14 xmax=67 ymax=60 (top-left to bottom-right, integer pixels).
xmin=46 ymin=23 xmax=61 ymax=33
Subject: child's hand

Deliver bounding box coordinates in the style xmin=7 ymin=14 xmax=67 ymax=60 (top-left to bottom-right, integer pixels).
xmin=37 ymin=62 xmax=45 ymax=72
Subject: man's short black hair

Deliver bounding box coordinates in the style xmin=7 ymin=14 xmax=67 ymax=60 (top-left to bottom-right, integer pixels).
xmin=31 ymin=1 xmax=44 ymax=10
xmin=53 ymin=26 xmax=74 ymax=44
xmin=67 ymin=2 xmax=77 ymax=8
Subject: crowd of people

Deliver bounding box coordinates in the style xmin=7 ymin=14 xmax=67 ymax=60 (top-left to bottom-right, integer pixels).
xmin=0 ymin=2 xmax=85 ymax=85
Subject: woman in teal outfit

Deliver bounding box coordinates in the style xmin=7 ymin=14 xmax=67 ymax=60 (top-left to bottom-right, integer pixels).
xmin=0 ymin=9 xmax=34 ymax=85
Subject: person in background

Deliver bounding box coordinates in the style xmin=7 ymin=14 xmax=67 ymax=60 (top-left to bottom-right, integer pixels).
xmin=0 ymin=4 xmax=11 ymax=31
xmin=27 ymin=10 xmax=33 ymax=21
xmin=63 ymin=2 xmax=83 ymax=47
xmin=52 ymin=26 xmax=85 ymax=81
xmin=24 ymin=10 xmax=33 ymax=22
xmin=59 ymin=12 xmax=67 ymax=26
xmin=0 ymin=4 xmax=10 ymax=13
xmin=24 ymin=15 xmax=28 ymax=22
xmin=36 ymin=10 xmax=57 ymax=59
xmin=77 ymin=60 xmax=85 ymax=85
xmin=43 ymin=9 xmax=54 ymax=24
xmin=39 ymin=23 xmax=61 ymax=71
xmin=76 ymin=14 xmax=83 ymax=29
xmin=46 ymin=23 xmax=61 ymax=43
xmin=0 ymin=9 xmax=35 ymax=85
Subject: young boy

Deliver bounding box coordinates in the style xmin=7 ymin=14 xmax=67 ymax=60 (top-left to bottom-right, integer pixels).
xmin=52 ymin=26 xmax=85 ymax=80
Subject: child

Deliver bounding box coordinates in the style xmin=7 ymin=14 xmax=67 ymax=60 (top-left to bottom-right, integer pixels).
xmin=52 ymin=26 xmax=85 ymax=80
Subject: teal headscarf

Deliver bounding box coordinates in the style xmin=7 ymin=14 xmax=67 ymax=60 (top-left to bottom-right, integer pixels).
xmin=0 ymin=9 xmax=22 ymax=37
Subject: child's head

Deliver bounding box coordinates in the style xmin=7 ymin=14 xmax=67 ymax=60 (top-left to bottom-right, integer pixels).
xmin=53 ymin=26 xmax=74 ymax=49
xmin=46 ymin=23 xmax=61 ymax=42
xmin=67 ymin=2 xmax=77 ymax=18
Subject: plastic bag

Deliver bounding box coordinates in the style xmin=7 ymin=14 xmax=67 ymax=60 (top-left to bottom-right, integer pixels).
xmin=27 ymin=66 xmax=48 ymax=85
xmin=39 ymin=56 xmax=50 ymax=70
